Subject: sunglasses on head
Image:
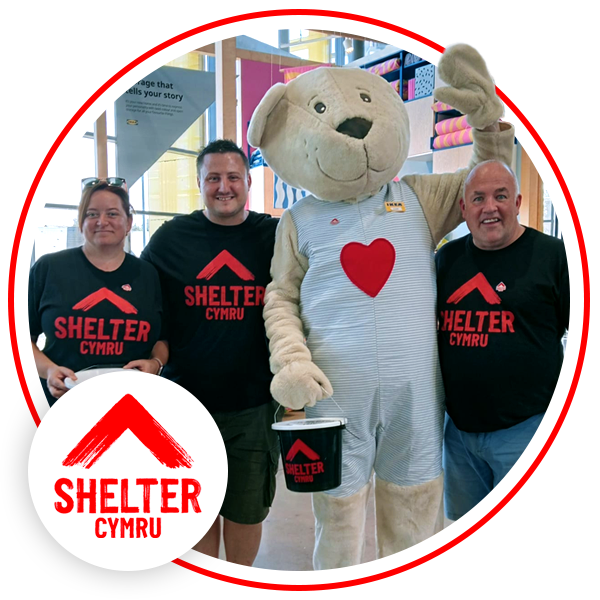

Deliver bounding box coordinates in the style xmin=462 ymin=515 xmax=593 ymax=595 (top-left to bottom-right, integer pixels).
xmin=81 ymin=177 xmax=127 ymax=191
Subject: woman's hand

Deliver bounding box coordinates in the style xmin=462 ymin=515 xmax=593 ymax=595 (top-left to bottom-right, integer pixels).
xmin=123 ymin=358 xmax=162 ymax=375
xmin=46 ymin=365 xmax=77 ymax=399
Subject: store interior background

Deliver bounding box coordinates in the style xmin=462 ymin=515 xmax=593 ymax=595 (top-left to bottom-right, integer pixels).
xmin=31 ymin=29 xmax=562 ymax=570
xmin=32 ymin=28 xmax=560 ymax=261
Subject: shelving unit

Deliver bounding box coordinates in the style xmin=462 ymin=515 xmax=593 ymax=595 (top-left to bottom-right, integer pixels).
xmin=350 ymin=48 xmax=435 ymax=103
xmin=346 ymin=47 xmax=520 ymax=180
xmin=431 ymin=106 xmax=473 ymax=152
xmin=375 ymin=62 xmax=402 ymax=84
xmin=348 ymin=47 xmax=436 ymax=161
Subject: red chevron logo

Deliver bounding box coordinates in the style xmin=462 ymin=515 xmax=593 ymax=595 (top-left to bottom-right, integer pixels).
xmin=62 ymin=394 xmax=193 ymax=469
xmin=196 ymin=250 xmax=255 ymax=281
xmin=447 ymin=273 xmax=502 ymax=305
xmin=285 ymin=439 xmax=320 ymax=462
xmin=72 ymin=288 xmax=138 ymax=314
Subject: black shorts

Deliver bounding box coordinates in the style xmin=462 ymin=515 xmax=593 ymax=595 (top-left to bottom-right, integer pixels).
xmin=211 ymin=400 xmax=282 ymax=525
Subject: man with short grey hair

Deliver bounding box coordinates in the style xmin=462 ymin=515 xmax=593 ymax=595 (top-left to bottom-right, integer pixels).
xmin=436 ymin=160 xmax=569 ymax=520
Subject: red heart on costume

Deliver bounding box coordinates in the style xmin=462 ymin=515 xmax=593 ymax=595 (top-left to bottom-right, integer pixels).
xmin=340 ymin=238 xmax=396 ymax=298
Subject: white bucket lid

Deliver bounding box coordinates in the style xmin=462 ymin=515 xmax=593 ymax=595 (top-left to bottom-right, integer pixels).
xmin=272 ymin=417 xmax=347 ymax=431
xmin=65 ymin=367 xmax=141 ymax=389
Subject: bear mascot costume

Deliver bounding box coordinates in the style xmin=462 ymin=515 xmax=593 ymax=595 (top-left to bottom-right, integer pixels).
xmin=248 ymin=44 xmax=515 ymax=569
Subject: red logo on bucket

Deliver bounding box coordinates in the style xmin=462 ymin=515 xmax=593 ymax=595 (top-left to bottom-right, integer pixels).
xmin=284 ymin=439 xmax=325 ymax=484
xmin=285 ymin=440 xmax=320 ymax=462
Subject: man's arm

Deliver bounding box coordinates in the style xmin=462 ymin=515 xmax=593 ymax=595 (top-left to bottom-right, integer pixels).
xmin=558 ymin=242 xmax=570 ymax=333
xmin=139 ymin=227 xmax=172 ymax=351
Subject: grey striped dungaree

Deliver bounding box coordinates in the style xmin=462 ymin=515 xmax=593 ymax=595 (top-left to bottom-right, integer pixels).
xmin=290 ymin=181 xmax=444 ymax=497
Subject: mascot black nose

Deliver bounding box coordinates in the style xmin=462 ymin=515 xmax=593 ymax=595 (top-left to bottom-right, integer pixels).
xmin=336 ymin=117 xmax=372 ymax=139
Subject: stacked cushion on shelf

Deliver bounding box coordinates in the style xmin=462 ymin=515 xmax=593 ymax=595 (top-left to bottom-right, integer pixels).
xmin=431 ymin=101 xmax=455 ymax=112
xmin=390 ymin=79 xmax=400 ymax=93
xmin=415 ymin=64 xmax=435 ymax=98
xmin=366 ymin=57 xmax=400 ymax=76
xmin=408 ymin=78 xmax=415 ymax=100
xmin=434 ymin=115 xmax=469 ymax=135
xmin=432 ymin=127 xmax=473 ymax=150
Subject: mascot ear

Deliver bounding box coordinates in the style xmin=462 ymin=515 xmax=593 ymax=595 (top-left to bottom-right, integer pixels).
xmin=248 ymin=83 xmax=287 ymax=147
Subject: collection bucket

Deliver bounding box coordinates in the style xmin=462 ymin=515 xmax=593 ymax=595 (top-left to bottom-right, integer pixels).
xmin=272 ymin=417 xmax=347 ymax=493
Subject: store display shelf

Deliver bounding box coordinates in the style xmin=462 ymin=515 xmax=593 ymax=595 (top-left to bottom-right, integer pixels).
xmin=405 ymin=94 xmax=433 ymax=104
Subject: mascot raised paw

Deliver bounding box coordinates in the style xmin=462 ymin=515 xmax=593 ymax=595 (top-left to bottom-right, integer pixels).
xmin=248 ymin=44 xmax=514 ymax=569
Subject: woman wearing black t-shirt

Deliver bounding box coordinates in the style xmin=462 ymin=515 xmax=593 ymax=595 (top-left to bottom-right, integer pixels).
xmin=29 ymin=179 xmax=167 ymax=405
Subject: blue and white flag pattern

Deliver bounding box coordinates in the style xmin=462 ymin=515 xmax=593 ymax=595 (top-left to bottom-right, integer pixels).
xmin=274 ymin=174 xmax=309 ymax=209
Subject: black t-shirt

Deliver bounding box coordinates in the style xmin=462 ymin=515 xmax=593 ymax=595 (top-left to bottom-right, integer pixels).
xmin=29 ymin=247 xmax=163 ymax=405
xmin=436 ymin=227 xmax=569 ymax=433
xmin=140 ymin=210 xmax=278 ymax=413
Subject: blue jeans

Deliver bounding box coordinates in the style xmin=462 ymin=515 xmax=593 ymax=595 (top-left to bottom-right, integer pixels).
xmin=443 ymin=412 xmax=544 ymax=520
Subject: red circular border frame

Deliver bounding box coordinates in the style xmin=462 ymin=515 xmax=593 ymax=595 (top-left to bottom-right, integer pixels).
xmin=0 ymin=10 xmax=598 ymax=600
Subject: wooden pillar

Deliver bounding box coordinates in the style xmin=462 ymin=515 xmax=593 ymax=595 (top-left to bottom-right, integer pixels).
xmin=94 ymin=112 xmax=108 ymax=178
xmin=519 ymin=147 xmax=543 ymax=231
xmin=215 ymin=38 xmax=237 ymax=142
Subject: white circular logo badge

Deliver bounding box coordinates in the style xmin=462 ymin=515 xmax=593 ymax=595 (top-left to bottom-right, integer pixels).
xmin=28 ymin=371 xmax=227 ymax=571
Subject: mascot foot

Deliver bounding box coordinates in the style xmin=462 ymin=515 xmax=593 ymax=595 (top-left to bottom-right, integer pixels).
xmin=312 ymin=481 xmax=372 ymax=570
xmin=375 ymin=474 xmax=444 ymax=559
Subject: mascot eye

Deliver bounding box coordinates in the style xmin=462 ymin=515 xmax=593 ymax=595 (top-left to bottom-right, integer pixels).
xmin=360 ymin=93 xmax=372 ymax=103
xmin=314 ymin=102 xmax=326 ymax=114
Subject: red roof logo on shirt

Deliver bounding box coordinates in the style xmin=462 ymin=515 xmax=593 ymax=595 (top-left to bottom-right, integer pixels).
xmin=62 ymin=394 xmax=193 ymax=469
xmin=72 ymin=287 xmax=138 ymax=314
xmin=196 ymin=250 xmax=255 ymax=281
xmin=285 ymin=439 xmax=321 ymax=462
xmin=447 ymin=273 xmax=502 ymax=305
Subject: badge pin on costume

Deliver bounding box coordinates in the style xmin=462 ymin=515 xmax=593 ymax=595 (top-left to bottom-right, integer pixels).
xmin=384 ymin=201 xmax=406 ymax=213
xmin=122 ymin=284 xmax=132 ymax=292
xmin=496 ymin=282 xmax=506 ymax=292
xmin=330 ymin=218 xmax=339 ymax=225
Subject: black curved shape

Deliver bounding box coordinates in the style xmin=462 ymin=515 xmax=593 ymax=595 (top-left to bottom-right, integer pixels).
xmin=336 ymin=118 xmax=372 ymax=140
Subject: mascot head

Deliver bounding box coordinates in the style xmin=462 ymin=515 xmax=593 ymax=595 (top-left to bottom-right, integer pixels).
xmin=248 ymin=67 xmax=410 ymax=202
